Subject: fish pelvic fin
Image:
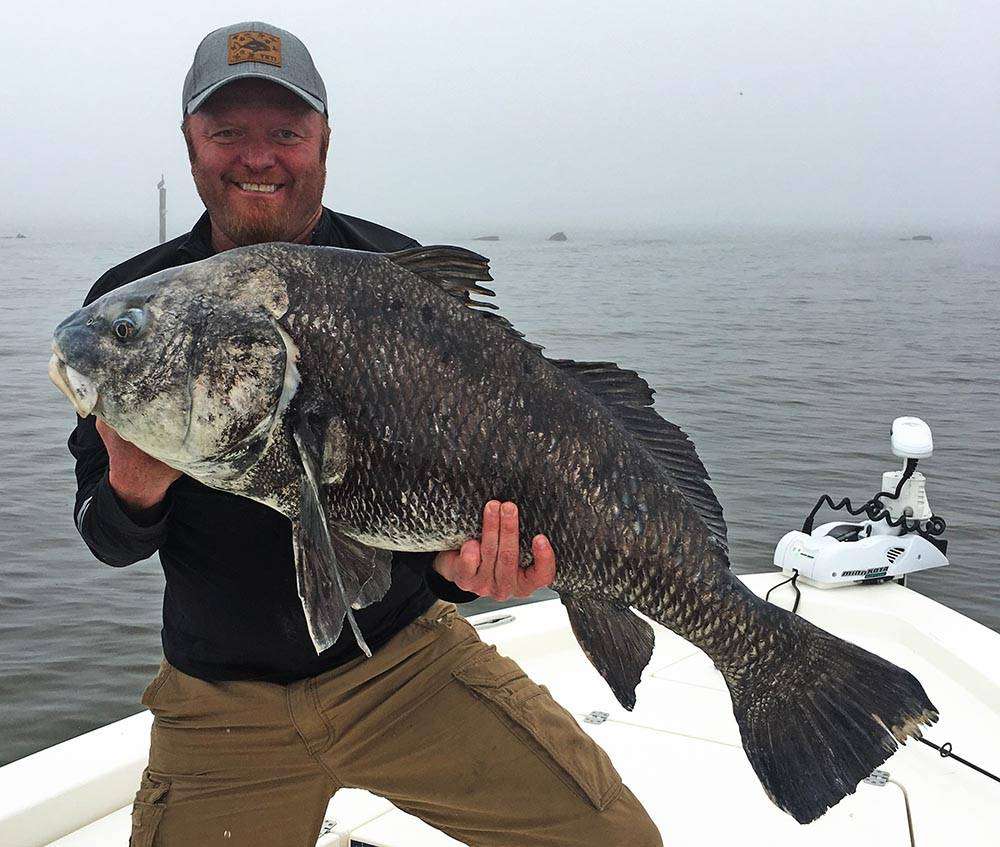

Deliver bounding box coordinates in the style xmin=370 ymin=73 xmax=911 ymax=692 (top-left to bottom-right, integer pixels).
xmin=561 ymin=595 xmax=655 ymax=711
xmin=722 ymin=605 xmax=938 ymax=824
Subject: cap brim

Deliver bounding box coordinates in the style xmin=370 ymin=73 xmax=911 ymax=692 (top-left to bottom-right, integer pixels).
xmin=185 ymin=73 xmax=325 ymax=116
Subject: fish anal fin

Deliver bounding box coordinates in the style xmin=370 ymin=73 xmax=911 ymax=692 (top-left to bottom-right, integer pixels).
xmin=561 ymin=595 xmax=655 ymax=711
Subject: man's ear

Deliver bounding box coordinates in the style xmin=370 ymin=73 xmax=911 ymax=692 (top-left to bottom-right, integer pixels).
xmin=181 ymin=116 xmax=197 ymax=163
xmin=320 ymin=121 xmax=331 ymax=161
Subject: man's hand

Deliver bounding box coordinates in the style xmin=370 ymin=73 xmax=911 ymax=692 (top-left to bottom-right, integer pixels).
xmin=432 ymin=500 xmax=557 ymax=601
xmin=96 ymin=418 xmax=182 ymax=513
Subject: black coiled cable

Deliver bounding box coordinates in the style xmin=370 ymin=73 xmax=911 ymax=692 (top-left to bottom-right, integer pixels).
xmin=801 ymin=458 xmax=946 ymax=542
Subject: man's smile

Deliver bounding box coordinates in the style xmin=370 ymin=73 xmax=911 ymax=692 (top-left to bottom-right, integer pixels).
xmin=230 ymin=180 xmax=284 ymax=194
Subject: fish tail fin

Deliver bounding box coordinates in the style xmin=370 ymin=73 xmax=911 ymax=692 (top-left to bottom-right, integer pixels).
xmin=720 ymin=606 xmax=937 ymax=824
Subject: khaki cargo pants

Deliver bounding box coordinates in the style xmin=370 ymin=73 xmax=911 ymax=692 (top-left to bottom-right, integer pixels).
xmin=130 ymin=601 xmax=661 ymax=846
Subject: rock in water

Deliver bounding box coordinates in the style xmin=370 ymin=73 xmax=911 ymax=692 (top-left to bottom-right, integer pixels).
xmin=547 ymin=231 xmax=567 ymax=241
xmin=471 ymin=235 xmax=500 ymax=241
xmin=49 ymin=243 xmax=937 ymax=823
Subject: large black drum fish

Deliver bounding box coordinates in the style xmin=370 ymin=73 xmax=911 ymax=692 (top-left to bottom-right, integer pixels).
xmin=49 ymin=244 xmax=937 ymax=823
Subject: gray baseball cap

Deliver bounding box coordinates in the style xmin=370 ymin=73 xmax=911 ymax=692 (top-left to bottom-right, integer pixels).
xmin=182 ymin=21 xmax=328 ymax=116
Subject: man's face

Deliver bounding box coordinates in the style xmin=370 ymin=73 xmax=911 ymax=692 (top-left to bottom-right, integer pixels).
xmin=185 ymin=79 xmax=329 ymax=246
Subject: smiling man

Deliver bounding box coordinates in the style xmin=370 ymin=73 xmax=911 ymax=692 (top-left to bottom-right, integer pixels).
xmin=184 ymin=79 xmax=327 ymax=250
xmin=67 ymin=21 xmax=660 ymax=847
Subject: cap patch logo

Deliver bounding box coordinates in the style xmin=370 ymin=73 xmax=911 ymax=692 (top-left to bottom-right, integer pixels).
xmin=227 ymin=31 xmax=282 ymax=67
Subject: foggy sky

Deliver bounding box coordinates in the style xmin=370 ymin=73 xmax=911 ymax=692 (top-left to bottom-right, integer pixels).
xmin=3 ymin=1 xmax=998 ymax=240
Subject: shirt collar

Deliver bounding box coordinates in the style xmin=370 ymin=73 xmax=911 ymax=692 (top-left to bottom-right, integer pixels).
xmin=177 ymin=208 xmax=333 ymax=259
xmin=176 ymin=211 xmax=214 ymax=259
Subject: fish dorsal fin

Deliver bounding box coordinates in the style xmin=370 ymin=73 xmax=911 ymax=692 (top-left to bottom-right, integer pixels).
xmin=386 ymin=246 xmax=544 ymax=352
xmin=387 ymin=247 xmax=726 ymax=551
xmin=551 ymin=359 xmax=728 ymax=553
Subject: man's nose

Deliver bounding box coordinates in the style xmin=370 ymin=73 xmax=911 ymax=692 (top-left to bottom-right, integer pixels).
xmin=239 ymin=140 xmax=278 ymax=172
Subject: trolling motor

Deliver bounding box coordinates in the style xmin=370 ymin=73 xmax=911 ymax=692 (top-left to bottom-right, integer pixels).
xmin=774 ymin=417 xmax=949 ymax=588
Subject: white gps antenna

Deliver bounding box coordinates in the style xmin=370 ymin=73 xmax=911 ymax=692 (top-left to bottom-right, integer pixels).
xmin=890 ymin=416 xmax=933 ymax=460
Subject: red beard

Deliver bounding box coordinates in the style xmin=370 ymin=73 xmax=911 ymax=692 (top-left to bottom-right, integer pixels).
xmin=191 ymin=161 xmax=326 ymax=247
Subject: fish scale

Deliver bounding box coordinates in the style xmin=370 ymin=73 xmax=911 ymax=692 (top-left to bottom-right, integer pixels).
xmin=50 ymin=241 xmax=938 ymax=824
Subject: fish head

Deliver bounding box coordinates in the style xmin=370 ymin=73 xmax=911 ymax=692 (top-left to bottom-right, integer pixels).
xmin=50 ymin=250 xmax=297 ymax=472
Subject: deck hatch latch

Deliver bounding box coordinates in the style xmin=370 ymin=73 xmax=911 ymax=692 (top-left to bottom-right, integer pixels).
xmin=473 ymin=614 xmax=516 ymax=630
xmin=864 ymin=769 xmax=890 ymax=786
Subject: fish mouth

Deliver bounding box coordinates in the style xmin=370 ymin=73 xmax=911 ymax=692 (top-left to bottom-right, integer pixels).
xmin=48 ymin=345 xmax=99 ymax=418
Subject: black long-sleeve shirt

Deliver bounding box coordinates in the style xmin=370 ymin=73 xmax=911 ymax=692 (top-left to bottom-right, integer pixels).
xmin=69 ymin=208 xmax=475 ymax=683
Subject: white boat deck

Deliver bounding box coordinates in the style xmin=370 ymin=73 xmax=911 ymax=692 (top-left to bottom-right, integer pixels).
xmin=2 ymin=572 xmax=999 ymax=846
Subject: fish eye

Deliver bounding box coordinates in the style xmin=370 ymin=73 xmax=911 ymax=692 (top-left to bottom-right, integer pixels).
xmin=112 ymin=308 xmax=144 ymax=341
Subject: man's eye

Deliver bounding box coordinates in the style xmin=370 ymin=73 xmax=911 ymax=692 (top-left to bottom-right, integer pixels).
xmin=275 ymin=129 xmax=300 ymax=141
xmin=213 ymin=129 xmax=239 ymax=139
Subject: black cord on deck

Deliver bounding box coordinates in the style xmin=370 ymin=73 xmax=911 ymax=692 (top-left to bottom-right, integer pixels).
xmin=917 ymin=737 xmax=1000 ymax=785
xmin=765 ymin=569 xmax=801 ymax=614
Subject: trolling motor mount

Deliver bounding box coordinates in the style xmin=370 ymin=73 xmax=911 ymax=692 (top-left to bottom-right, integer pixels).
xmin=773 ymin=417 xmax=949 ymax=588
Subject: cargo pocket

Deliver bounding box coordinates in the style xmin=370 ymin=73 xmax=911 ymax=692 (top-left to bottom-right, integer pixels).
xmin=129 ymin=769 xmax=169 ymax=847
xmin=453 ymin=650 xmax=623 ymax=811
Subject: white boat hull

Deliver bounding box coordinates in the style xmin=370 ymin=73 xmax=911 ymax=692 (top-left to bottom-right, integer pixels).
xmin=2 ymin=574 xmax=999 ymax=846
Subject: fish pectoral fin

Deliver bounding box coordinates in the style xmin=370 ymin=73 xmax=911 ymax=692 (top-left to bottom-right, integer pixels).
xmin=293 ymin=416 xmax=377 ymax=657
xmin=561 ymin=595 xmax=655 ymax=711
xmin=291 ymin=517 xmax=353 ymax=654
xmin=294 ymin=400 xmax=350 ymax=485
xmin=292 ymin=403 xmax=392 ymax=604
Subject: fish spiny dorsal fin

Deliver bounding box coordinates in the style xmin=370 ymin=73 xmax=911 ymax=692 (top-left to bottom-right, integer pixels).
xmin=550 ymin=359 xmax=729 ymax=554
xmin=387 ymin=246 xmax=495 ymax=302
xmin=385 ymin=246 xmax=544 ymax=353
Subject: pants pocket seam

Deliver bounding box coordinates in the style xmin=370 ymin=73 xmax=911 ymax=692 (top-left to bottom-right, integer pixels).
xmin=129 ymin=770 xmax=170 ymax=847
xmin=453 ymin=660 xmax=623 ymax=811
xmin=472 ymin=693 xmax=596 ymax=807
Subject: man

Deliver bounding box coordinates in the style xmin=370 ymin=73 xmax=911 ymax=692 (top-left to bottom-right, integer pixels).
xmin=70 ymin=21 xmax=661 ymax=847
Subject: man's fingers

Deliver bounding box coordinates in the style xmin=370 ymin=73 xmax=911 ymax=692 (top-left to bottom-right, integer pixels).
xmin=479 ymin=500 xmax=501 ymax=569
xmin=449 ymin=539 xmax=484 ymax=592
xmin=442 ymin=503 xmax=556 ymax=600
xmin=516 ymin=535 xmax=557 ymax=596
xmin=493 ymin=502 xmax=519 ymax=601
xmin=434 ymin=540 xmax=483 ymax=592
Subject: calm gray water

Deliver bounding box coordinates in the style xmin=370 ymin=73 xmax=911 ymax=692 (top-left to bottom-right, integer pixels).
xmin=1 ymin=228 xmax=998 ymax=767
